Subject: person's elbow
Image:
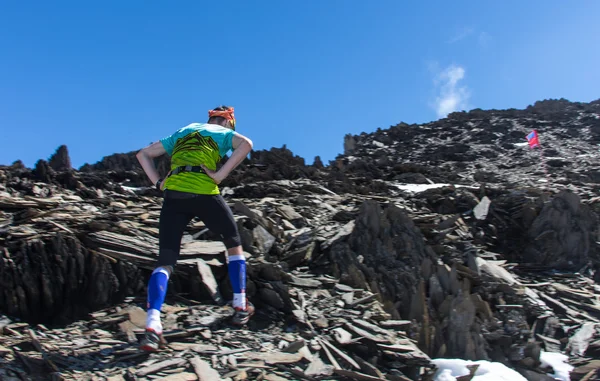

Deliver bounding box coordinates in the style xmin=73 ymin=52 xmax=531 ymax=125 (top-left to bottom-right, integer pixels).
xmin=244 ymin=137 xmax=254 ymax=150
xmin=136 ymin=147 xmax=155 ymax=165
xmin=136 ymin=149 xmax=147 ymax=163
xmin=137 ymin=142 xmax=166 ymax=161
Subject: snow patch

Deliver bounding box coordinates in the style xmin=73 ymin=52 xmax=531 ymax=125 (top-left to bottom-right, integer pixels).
xmin=432 ymin=359 xmax=526 ymax=381
xmin=540 ymin=351 xmax=573 ymax=381
xmin=392 ymin=183 xmax=478 ymax=194
xmin=432 ymin=353 xmax=574 ymax=381
xmin=121 ymin=186 xmax=144 ymax=193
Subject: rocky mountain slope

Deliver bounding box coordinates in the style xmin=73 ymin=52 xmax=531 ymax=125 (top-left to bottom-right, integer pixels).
xmin=339 ymin=98 xmax=600 ymax=186
xmin=1 ymin=98 xmax=599 ymax=380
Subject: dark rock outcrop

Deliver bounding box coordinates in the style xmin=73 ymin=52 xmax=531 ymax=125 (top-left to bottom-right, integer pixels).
xmin=330 ymin=201 xmax=437 ymax=319
xmin=0 ymin=233 xmax=144 ymax=325
xmin=48 ymin=144 xmax=72 ymax=171
xmin=524 ymin=191 xmax=598 ymax=269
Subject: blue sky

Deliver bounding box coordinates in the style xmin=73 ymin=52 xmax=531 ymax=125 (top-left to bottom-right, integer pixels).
xmin=1 ymin=1 xmax=599 ymax=168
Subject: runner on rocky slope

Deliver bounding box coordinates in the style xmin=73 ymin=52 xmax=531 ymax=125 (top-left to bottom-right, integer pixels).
xmin=135 ymin=105 xmax=254 ymax=351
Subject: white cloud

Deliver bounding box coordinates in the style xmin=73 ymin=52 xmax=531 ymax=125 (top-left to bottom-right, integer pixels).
xmin=448 ymin=27 xmax=474 ymax=44
xmin=432 ymin=64 xmax=471 ymax=118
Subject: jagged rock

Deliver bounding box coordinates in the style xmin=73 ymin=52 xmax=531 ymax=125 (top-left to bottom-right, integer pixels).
xmin=344 ymin=134 xmax=357 ymax=154
xmin=79 ymin=150 xmax=171 ymax=187
xmin=253 ymin=225 xmax=276 ymax=254
xmin=473 ymin=196 xmax=491 ymax=220
xmin=313 ymin=155 xmax=324 ymax=168
xmin=32 ymin=159 xmax=53 ymax=183
xmin=223 ymin=145 xmax=313 ymax=188
xmin=48 ymin=145 xmax=72 ymax=171
xmin=0 ymin=232 xmax=144 ymax=325
xmin=11 ymin=160 xmax=25 ymax=169
xmin=329 ymin=200 xmax=437 ymax=320
xmin=446 ymin=290 xmax=481 ymax=360
xmin=524 ymin=191 xmax=598 ymax=269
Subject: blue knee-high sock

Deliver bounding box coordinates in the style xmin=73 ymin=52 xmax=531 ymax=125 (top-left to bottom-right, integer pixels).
xmin=228 ymin=254 xmax=246 ymax=309
xmin=147 ymin=267 xmax=169 ymax=311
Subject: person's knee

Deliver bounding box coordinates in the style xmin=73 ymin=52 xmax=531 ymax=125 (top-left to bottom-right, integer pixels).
xmin=223 ymin=234 xmax=242 ymax=249
xmin=153 ymin=266 xmax=172 ymax=277
xmin=157 ymin=247 xmax=179 ymax=269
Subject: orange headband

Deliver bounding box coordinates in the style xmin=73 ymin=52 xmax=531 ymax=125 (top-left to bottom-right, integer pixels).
xmin=208 ymin=107 xmax=235 ymax=121
xmin=208 ymin=107 xmax=235 ymax=130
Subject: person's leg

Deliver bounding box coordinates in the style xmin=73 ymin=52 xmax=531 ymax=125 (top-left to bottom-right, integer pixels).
xmin=199 ymin=195 xmax=253 ymax=324
xmin=141 ymin=196 xmax=192 ymax=351
xmin=146 ymin=266 xmax=171 ymax=333
xmin=226 ymin=244 xmax=247 ymax=310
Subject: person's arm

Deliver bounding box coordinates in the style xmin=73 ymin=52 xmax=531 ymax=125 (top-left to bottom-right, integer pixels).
xmin=202 ymin=133 xmax=253 ymax=184
xmin=136 ymin=141 xmax=167 ymax=188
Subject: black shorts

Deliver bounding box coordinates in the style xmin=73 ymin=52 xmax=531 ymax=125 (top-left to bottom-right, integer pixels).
xmin=157 ymin=190 xmax=241 ymax=267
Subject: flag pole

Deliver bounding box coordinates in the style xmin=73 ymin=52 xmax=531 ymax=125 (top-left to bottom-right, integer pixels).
xmin=526 ymin=130 xmax=551 ymax=185
xmin=537 ymin=145 xmax=551 ymax=184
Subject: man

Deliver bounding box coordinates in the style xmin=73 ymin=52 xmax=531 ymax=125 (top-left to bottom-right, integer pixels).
xmin=135 ymin=105 xmax=254 ymax=352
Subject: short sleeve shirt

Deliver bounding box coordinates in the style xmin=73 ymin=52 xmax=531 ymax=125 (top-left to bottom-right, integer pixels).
xmin=160 ymin=123 xmax=235 ymax=195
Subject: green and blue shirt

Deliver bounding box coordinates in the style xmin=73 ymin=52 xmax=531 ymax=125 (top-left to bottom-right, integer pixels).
xmin=160 ymin=123 xmax=235 ymax=195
